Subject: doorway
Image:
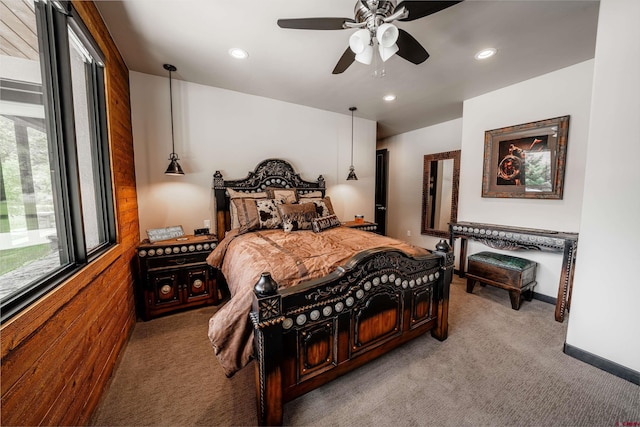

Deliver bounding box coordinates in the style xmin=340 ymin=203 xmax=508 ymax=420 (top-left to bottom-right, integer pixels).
xmin=375 ymin=149 xmax=388 ymax=235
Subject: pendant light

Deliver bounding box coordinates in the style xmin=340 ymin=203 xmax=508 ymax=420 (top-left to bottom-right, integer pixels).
xmin=163 ymin=64 xmax=184 ymax=175
xmin=346 ymin=106 xmax=358 ymax=181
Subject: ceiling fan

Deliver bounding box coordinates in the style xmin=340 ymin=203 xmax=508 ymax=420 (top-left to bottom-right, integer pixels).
xmin=277 ymin=1 xmax=463 ymax=74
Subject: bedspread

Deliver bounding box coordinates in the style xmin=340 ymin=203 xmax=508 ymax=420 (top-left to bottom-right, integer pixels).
xmin=206 ymin=226 xmax=428 ymax=377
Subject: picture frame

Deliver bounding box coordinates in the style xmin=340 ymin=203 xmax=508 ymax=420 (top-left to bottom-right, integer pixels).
xmin=146 ymin=225 xmax=184 ymax=243
xmin=482 ymin=115 xmax=570 ymax=199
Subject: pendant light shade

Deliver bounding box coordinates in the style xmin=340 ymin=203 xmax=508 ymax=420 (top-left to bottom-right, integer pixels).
xmin=346 ymin=106 xmax=358 ymax=181
xmin=165 ymin=155 xmax=184 ymax=175
xmin=163 ymin=64 xmax=184 ymax=176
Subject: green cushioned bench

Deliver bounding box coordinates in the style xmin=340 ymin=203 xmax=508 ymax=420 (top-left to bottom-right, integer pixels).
xmin=466 ymin=251 xmax=537 ymax=310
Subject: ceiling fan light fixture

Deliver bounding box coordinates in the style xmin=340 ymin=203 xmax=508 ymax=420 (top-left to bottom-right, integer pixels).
xmin=376 ymin=23 xmax=399 ymax=48
xmin=349 ymin=29 xmax=371 ymax=54
xmin=379 ymin=43 xmax=398 ymax=62
xmin=355 ymin=46 xmax=374 ymax=65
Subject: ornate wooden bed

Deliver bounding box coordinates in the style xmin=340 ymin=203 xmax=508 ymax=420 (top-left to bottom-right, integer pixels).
xmin=210 ymin=159 xmax=453 ymax=425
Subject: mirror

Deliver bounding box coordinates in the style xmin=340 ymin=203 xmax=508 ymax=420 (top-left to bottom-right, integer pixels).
xmin=421 ymin=150 xmax=461 ymax=238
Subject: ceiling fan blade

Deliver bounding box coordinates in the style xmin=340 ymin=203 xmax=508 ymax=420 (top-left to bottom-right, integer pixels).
xmin=397 ymin=1 xmax=463 ymax=22
xmin=277 ymin=17 xmax=354 ymax=30
xmin=396 ymin=29 xmax=429 ymax=64
xmin=332 ymin=47 xmax=356 ymax=74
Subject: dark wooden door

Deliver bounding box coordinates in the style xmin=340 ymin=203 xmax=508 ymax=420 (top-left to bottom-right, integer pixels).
xmin=375 ymin=149 xmax=388 ymax=235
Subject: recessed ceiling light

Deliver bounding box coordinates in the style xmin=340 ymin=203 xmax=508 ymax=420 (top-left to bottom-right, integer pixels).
xmin=475 ymin=48 xmax=497 ymax=60
xmin=228 ymin=48 xmax=248 ymax=59
xmin=383 ymin=94 xmax=396 ymax=102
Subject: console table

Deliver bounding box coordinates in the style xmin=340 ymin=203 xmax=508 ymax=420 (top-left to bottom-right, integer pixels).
xmin=450 ymin=221 xmax=578 ymax=322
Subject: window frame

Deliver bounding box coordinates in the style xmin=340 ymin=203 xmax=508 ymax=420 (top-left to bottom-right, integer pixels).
xmin=0 ymin=0 xmax=116 ymax=323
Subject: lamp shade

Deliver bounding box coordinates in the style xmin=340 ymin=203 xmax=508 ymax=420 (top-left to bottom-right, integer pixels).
xmin=350 ymin=29 xmax=373 ymax=64
xmin=376 ymin=23 xmax=399 ymax=47
xmin=165 ymin=157 xmax=184 ymax=175
xmin=379 ymin=43 xmax=399 ymax=62
xmin=349 ymin=29 xmax=371 ymax=54
xmin=355 ymin=46 xmax=374 ymax=65
xmin=346 ymin=165 xmax=358 ymax=181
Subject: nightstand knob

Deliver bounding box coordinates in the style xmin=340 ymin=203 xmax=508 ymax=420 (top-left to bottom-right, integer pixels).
xmin=148 ymin=249 xmax=155 ymax=256
xmin=188 ymin=245 xmax=195 ymax=252
xmin=203 ymin=243 xmax=210 ymax=250
xmin=180 ymin=246 xmax=187 ymax=252
xmin=156 ymin=248 xmax=164 ymax=255
xmin=138 ymin=250 xmax=147 ymax=257
xmin=193 ymin=279 xmax=203 ymax=289
xmin=172 ymin=247 xmax=180 ymax=254
xmin=196 ymin=244 xmax=203 ymax=251
xmin=160 ymin=285 xmax=172 ymax=295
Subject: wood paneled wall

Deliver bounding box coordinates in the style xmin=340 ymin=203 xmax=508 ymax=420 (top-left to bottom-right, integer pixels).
xmin=0 ymin=2 xmax=138 ymax=425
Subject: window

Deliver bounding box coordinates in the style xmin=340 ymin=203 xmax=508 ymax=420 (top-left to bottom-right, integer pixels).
xmin=0 ymin=0 xmax=115 ymax=322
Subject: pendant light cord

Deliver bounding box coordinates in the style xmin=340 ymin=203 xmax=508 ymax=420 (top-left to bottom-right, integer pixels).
xmin=169 ymin=67 xmax=176 ymax=158
xmin=164 ymin=63 xmax=178 ymax=160
xmin=349 ymin=106 xmax=356 ymax=166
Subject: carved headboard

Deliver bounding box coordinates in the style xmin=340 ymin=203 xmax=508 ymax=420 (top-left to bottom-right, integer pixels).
xmin=212 ymin=159 xmax=325 ymax=240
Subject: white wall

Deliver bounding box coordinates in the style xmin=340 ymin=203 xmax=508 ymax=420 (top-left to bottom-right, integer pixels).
xmin=458 ymin=60 xmax=594 ymax=298
xmin=565 ymin=0 xmax=640 ymax=372
xmin=130 ymin=71 xmax=376 ymax=238
xmin=377 ymin=118 xmax=462 ymax=251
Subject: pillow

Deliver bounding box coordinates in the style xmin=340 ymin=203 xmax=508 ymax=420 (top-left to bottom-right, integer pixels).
xmin=299 ymin=196 xmax=335 ymax=218
xmin=227 ymin=188 xmax=267 ymax=230
xmin=311 ymin=214 xmax=342 ymax=233
xmin=227 ymin=188 xmax=267 ymax=199
xmin=298 ymin=190 xmax=323 ymax=199
xmin=277 ymin=203 xmax=317 ymax=232
xmin=233 ymin=198 xmax=282 ymax=234
xmin=266 ymin=187 xmax=298 ymax=204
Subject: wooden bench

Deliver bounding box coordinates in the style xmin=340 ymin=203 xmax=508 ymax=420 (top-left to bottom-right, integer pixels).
xmin=466 ymin=251 xmax=537 ymax=310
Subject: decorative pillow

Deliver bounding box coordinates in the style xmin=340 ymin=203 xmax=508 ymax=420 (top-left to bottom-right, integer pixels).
xmin=266 ymin=187 xmax=298 ymax=204
xmin=227 ymin=188 xmax=267 ymax=230
xmin=311 ymin=214 xmax=342 ymax=233
xmin=277 ymin=203 xmax=317 ymax=232
xmin=298 ymin=190 xmax=323 ymax=199
xmin=255 ymin=199 xmax=282 ymax=229
xmin=233 ymin=198 xmax=282 ymax=234
xmin=299 ymin=196 xmax=335 ymax=218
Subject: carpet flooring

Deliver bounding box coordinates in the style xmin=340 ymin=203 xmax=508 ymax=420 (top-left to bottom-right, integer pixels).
xmin=90 ymin=277 xmax=639 ymax=426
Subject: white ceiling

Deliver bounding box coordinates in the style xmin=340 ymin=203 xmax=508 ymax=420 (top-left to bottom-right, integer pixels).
xmin=94 ymin=0 xmax=600 ymax=139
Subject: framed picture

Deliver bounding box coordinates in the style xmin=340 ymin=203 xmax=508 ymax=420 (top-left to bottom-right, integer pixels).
xmin=146 ymin=225 xmax=184 ymax=243
xmin=482 ymin=115 xmax=570 ymax=199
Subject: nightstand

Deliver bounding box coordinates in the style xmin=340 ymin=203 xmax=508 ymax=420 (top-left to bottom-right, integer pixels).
xmin=136 ymin=234 xmax=219 ymax=320
xmin=343 ymin=220 xmax=378 ymax=233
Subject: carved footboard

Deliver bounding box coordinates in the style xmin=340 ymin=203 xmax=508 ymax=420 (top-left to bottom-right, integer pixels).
xmin=250 ymin=242 xmax=454 ymax=425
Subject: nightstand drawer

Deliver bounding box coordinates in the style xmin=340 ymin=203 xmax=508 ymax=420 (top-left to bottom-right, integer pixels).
xmin=145 ymin=253 xmax=208 ymax=270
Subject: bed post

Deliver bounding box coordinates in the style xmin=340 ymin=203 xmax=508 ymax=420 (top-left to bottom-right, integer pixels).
xmin=432 ymin=239 xmax=454 ymax=341
xmin=212 ymin=171 xmax=228 ymax=240
xmin=250 ymin=273 xmax=284 ymax=426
